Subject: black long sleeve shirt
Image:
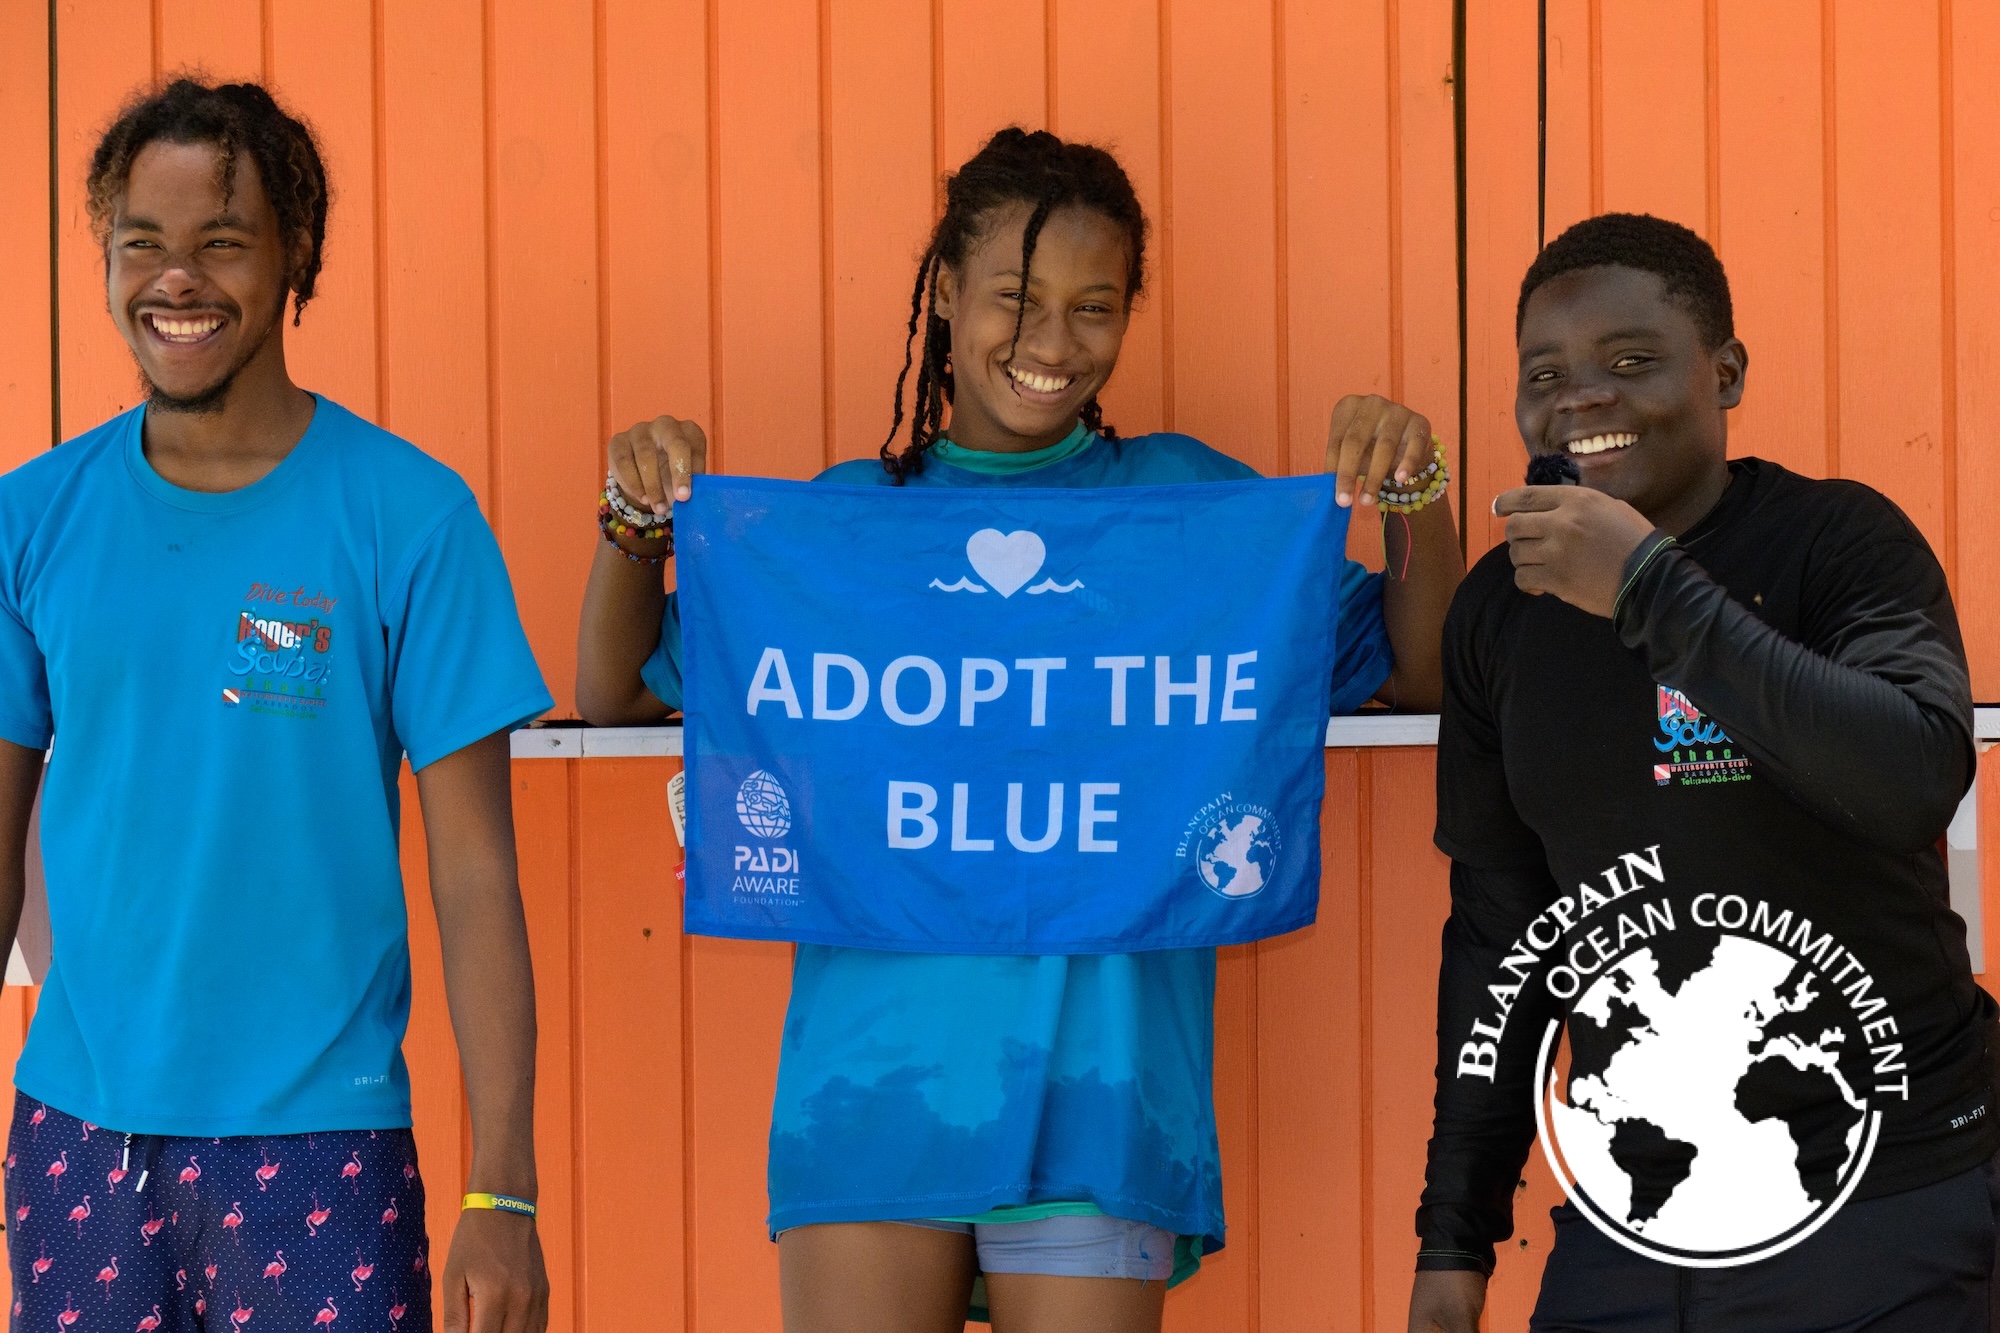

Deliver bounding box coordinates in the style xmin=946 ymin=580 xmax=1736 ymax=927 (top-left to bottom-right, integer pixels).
xmin=1417 ymin=460 xmax=1997 ymax=1273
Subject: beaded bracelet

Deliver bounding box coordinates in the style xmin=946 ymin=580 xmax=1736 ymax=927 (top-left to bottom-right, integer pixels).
xmin=604 ymin=469 xmax=670 ymax=529
xmin=599 ymin=489 xmax=673 ymax=564
xmin=1376 ymin=439 xmax=1451 ymax=513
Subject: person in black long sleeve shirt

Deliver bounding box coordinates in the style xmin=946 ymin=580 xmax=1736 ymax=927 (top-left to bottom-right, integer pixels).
xmin=1409 ymin=214 xmax=2000 ymax=1333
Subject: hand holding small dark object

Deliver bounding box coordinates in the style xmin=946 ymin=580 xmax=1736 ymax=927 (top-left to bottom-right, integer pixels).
xmin=1524 ymin=453 xmax=1581 ymax=487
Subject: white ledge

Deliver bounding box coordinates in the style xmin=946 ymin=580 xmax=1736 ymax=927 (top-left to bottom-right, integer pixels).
xmin=513 ymin=707 xmax=2000 ymax=759
xmin=511 ymin=715 xmax=1446 ymax=759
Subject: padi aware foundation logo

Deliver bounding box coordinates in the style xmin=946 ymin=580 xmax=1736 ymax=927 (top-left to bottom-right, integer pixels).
xmin=1458 ymin=846 xmax=1904 ymax=1266
xmin=1176 ymin=793 xmax=1281 ymax=899
xmin=732 ymin=770 xmax=802 ymax=904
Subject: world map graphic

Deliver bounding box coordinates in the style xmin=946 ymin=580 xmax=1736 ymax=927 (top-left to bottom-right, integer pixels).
xmin=1544 ymin=932 xmax=1872 ymax=1257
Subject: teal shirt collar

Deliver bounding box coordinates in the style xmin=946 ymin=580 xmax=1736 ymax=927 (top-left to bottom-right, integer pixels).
xmin=931 ymin=421 xmax=1096 ymax=475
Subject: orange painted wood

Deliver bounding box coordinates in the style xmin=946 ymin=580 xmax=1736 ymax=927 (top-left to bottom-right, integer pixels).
xmin=1596 ymin=0 xmax=1708 ymax=232
xmin=1714 ymin=0 xmax=1829 ymax=483
xmin=1951 ymin=0 xmax=2000 ymax=696
xmin=826 ymin=0 xmax=935 ymax=468
xmin=937 ymin=0 xmax=1046 ymax=184
xmin=267 ymin=0 xmax=380 ymax=421
xmin=377 ymin=0 xmax=490 ymax=503
xmin=0 ymin=0 xmax=51 ymax=470
xmin=576 ymin=758 xmax=688 ymax=1332
xmin=156 ymin=0 xmax=263 ymax=84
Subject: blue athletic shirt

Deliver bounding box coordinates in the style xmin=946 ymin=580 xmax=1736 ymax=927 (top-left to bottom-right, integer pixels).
xmin=0 ymin=397 xmax=553 ymax=1137
xmin=643 ymin=428 xmax=1390 ymax=1266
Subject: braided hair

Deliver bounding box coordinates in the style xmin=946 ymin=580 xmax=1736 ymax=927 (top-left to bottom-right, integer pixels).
xmin=881 ymin=127 xmax=1149 ymax=479
xmin=87 ymin=77 xmax=330 ymax=326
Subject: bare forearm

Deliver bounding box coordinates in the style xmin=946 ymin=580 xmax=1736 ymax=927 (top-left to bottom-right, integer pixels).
xmin=434 ymin=870 xmax=539 ymax=1196
xmin=1380 ymin=500 xmax=1464 ymax=712
xmin=576 ymin=539 xmax=673 ymax=725
xmin=417 ymin=734 xmax=540 ymax=1199
xmin=0 ymin=741 xmax=40 ymax=968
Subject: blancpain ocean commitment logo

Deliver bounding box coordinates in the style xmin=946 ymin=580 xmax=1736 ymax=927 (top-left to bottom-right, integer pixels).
xmin=1176 ymin=793 xmax=1281 ymax=899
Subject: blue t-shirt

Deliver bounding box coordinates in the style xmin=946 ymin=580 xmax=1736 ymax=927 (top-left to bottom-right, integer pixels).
xmin=0 ymin=397 xmax=552 ymax=1136
xmin=643 ymin=432 xmax=1390 ymax=1257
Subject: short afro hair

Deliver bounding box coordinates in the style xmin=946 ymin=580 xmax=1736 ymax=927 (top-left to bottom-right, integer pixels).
xmin=1517 ymin=213 xmax=1734 ymax=350
xmin=87 ymin=78 xmax=329 ymax=324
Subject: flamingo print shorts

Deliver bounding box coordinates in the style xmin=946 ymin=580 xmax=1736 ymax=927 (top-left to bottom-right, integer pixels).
xmin=4 ymin=1096 xmax=431 ymax=1332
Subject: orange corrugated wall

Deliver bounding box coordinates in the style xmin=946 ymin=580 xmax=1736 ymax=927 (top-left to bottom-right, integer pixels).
xmin=0 ymin=2 xmax=1995 ymax=1329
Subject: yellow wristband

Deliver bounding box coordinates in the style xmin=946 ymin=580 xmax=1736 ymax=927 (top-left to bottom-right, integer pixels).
xmin=462 ymin=1192 xmax=538 ymax=1218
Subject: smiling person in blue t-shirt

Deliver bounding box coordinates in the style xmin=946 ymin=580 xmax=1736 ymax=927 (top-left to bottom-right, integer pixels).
xmin=0 ymin=80 xmax=553 ymax=1333
xmin=577 ymin=127 xmax=1464 ymax=1332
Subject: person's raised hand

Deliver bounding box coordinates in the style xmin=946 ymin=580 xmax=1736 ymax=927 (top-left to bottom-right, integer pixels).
xmin=1494 ymin=483 xmax=1658 ymax=618
xmin=608 ymin=415 xmax=708 ymax=515
xmin=1326 ymin=394 xmax=1436 ymax=509
xmin=442 ymin=1208 xmax=549 ymax=1333
xmin=1407 ymin=1269 xmax=1487 ymax=1333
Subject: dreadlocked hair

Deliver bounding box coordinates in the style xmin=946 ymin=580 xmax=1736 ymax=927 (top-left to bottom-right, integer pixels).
xmin=880 ymin=126 xmax=1148 ymax=480
xmin=86 ymin=77 xmax=330 ymax=326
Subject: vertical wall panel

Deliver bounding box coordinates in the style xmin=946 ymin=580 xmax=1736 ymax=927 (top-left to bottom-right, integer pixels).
xmin=1953 ymin=0 xmax=2000 ymax=693
xmin=378 ymin=0 xmax=489 ymax=503
xmin=1832 ymin=1 xmax=1946 ymax=548
xmin=155 ymin=0 xmax=263 ymax=81
xmin=827 ymin=0 xmax=935 ymax=468
xmin=1597 ymin=1 xmax=1708 ymax=230
xmin=1464 ymin=0 xmax=1542 ymax=555
xmin=937 ymin=1 xmax=1046 ymax=175
xmin=515 ymin=763 xmax=579 ymax=1333
xmin=712 ymin=1 xmax=823 ymax=481
xmin=268 ymin=1 xmax=380 ymax=421
xmin=1166 ymin=0 xmax=1280 ymax=477
xmin=1715 ymin=1 xmax=1828 ymax=481
xmin=1541 ymin=0 xmax=1593 ymax=240
xmin=54 ymin=0 xmax=150 ymax=438
xmin=1255 ymin=752 xmax=1366 ymax=1331
xmin=1281 ymin=0 xmax=1393 ymax=485
xmin=0 ymin=0 xmax=51 ymax=468
xmin=601 ymin=0 xmax=712 ymax=453
xmin=576 ymin=759 xmax=687 ymax=1332
xmin=1053 ymin=0 xmax=1166 ymax=435
xmin=1397 ymin=0 xmax=1466 ymax=484
xmin=489 ymin=0 xmax=600 ymax=718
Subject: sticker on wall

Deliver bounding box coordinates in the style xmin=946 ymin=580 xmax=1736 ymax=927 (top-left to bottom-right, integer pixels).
xmin=668 ymin=770 xmax=687 ymax=848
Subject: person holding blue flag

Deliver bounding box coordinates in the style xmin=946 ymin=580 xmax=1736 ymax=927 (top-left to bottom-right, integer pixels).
xmin=577 ymin=127 xmax=1462 ymax=1332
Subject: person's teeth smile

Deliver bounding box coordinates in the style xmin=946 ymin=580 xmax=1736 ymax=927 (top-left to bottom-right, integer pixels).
xmin=1007 ymin=366 xmax=1075 ymax=398
xmin=1565 ymin=431 xmax=1638 ymax=456
xmin=142 ymin=311 xmax=226 ymax=345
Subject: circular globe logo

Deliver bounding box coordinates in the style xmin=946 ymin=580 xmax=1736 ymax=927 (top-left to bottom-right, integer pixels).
xmin=735 ymin=770 xmax=793 ymax=840
xmin=1535 ymin=933 xmax=1880 ymax=1267
xmin=1193 ymin=803 xmax=1279 ymax=898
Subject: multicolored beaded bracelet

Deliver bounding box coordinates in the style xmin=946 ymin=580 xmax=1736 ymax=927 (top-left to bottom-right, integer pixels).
xmin=1376 ymin=440 xmax=1450 ymax=514
xmin=598 ymin=488 xmax=673 ymax=564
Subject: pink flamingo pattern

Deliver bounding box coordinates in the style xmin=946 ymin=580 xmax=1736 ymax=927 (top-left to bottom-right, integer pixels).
xmin=305 ymin=1192 xmax=332 ymax=1236
xmin=7 ymin=1101 xmax=426 ymax=1330
xmin=29 ymin=1103 xmax=45 ymax=1139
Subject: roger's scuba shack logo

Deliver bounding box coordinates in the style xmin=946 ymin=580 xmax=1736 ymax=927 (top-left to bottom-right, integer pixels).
xmin=225 ymin=582 xmax=339 ymax=719
xmin=1457 ymin=846 xmax=1903 ymax=1266
xmin=1175 ymin=793 xmax=1281 ymax=899
xmin=731 ymin=769 xmax=803 ymax=905
xmin=1654 ymin=686 xmax=1752 ymax=787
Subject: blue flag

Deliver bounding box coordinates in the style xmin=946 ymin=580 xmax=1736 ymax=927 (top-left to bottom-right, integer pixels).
xmin=678 ymin=473 xmax=1351 ymax=953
